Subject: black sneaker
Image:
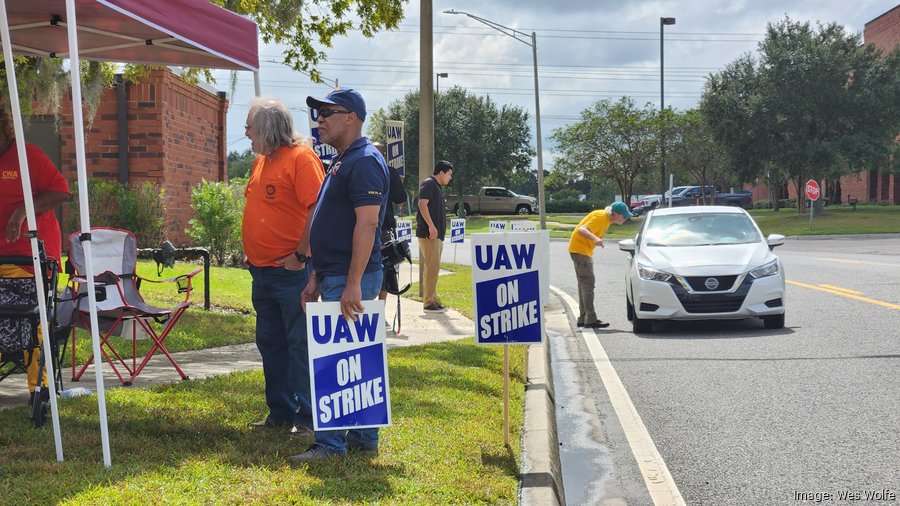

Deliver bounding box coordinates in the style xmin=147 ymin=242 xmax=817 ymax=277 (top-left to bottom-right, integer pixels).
xmin=423 ymin=304 xmax=446 ymax=312
xmin=288 ymin=443 xmax=345 ymax=463
xmin=584 ymin=321 xmax=610 ymax=329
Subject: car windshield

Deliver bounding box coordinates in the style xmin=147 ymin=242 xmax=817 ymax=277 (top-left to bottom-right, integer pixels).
xmin=643 ymin=212 xmax=761 ymax=247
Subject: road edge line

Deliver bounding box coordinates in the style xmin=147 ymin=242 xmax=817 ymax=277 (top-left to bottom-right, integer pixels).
xmin=551 ymin=286 xmax=686 ymax=506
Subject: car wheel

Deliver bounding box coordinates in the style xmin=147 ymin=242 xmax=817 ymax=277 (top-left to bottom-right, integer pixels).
xmin=763 ymin=313 xmax=785 ymax=329
xmin=464 ymin=204 xmax=471 ymax=215
xmin=452 ymin=204 xmax=460 ymax=214
xmin=626 ymin=296 xmax=634 ymax=321
xmin=632 ymin=312 xmax=652 ymax=333
xmin=516 ymin=205 xmax=531 ymax=215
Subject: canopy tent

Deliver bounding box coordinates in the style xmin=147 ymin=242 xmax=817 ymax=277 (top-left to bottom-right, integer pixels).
xmin=0 ymin=0 xmax=259 ymax=468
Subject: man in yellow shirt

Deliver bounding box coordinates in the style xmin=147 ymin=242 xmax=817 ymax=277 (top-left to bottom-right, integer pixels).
xmin=568 ymin=202 xmax=631 ymax=329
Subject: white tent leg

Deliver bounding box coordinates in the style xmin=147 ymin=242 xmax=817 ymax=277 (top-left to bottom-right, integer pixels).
xmin=0 ymin=0 xmax=64 ymax=463
xmin=254 ymin=70 xmax=261 ymax=96
xmin=66 ymin=0 xmax=112 ymax=469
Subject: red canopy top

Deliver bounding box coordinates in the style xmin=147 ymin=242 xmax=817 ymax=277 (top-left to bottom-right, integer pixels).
xmin=3 ymin=0 xmax=258 ymax=71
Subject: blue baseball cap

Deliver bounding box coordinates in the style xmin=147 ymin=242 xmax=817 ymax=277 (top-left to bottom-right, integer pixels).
xmin=306 ymin=88 xmax=367 ymax=121
xmin=611 ymin=201 xmax=633 ymax=219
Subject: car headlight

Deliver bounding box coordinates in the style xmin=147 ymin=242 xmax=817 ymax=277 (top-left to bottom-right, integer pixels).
xmin=638 ymin=263 xmax=672 ymax=282
xmin=749 ymin=259 xmax=779 ymax=279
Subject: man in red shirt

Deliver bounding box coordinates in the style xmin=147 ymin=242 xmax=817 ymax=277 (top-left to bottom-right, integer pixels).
xmin=0 ymin=106 xmax=71 ymax=395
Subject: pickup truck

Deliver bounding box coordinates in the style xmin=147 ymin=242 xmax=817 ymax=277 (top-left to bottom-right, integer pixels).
xmin=451 ymin=187 xmax=539 ymax=215
xmin=667 ymin=185 xmax=752 ymax=209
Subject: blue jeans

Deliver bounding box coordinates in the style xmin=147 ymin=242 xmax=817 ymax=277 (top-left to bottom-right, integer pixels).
xmin=249 ymin=265 xmax=312 ymax=428
xmin=315 ymin=269 xmax=384 ymax=453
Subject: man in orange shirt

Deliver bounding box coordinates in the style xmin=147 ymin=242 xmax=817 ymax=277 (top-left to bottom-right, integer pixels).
xmin=568 ymin=202 xmax=631 ymax=329
xmin=242 ymin=98 xmax=324 ymax=435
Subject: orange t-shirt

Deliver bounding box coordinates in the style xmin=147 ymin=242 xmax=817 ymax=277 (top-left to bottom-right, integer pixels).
xmin=242 ymin=145 xmax=324 ymax=267
xmin=567 ymin=209 xmax=612 ymax=257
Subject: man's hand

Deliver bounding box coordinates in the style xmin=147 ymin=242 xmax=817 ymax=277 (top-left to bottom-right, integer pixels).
xmin=428 ymin=223 xmax=438 ymax=240
xmin=5 ymin=206 xmax=25 ymax=243
xmin=300 ymin=275 xmax=320 ymax=312
xmin=340 ymin=283 xmax=364 ymax=321
xmin=275 ymin=252 xmax=306 ymax=271
xmin=594 ymin=238 xmax=604 ymax=248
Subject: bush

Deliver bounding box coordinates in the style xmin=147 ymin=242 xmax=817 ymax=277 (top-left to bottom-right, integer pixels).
xmin=186 ymin=178 xmax=246 ymax=266
xmin=67 ymin=180 xmax=166 ymax=248
xmin=545 ymin=198 xmax=597 ymax=214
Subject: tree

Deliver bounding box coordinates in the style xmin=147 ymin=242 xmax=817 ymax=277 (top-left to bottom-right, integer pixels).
xmin=551 ymin=97 xmax=659 ymax=207
xmin=227 ymin=149 xmax=255 ymax=179
xmin=701 ymin=17 xmax=900 ymax=212
xmin=216 ymin=0 xmax=406 ymax=80
xmin=667 ymin=109 xmax=730 ymax=203
xmin=367 ymin=86 xmax=533 ymax=206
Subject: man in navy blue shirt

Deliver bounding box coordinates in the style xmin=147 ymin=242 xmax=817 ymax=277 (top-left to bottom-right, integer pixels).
xmin=291 ymin=88 xmax=389 ymax=462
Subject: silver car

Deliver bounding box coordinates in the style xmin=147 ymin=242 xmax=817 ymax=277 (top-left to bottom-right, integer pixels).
xmin=618 ymin=206 xmax=786 ymax=333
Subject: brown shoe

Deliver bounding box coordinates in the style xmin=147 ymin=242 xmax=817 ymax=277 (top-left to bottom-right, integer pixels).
xmin=584 ymin=321 xmax=610 ymax=329
xmin=289 ymin=425 xmax=314 ymax=439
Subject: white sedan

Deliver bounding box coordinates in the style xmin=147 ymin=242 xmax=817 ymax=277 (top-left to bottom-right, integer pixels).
xmin=618 ymin=206 xmax=786 ymax=333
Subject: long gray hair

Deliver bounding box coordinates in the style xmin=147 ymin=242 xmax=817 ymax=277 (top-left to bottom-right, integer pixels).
xmin=247 ymin=97 xmax=308 ymax=156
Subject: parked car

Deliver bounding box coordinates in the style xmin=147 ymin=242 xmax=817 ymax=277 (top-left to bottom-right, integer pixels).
xmin=618 ymin=206 xmax=786 ymax=333
xmin=452 ymin=187 xmax=538 ymax=215
xmin=666 ymin=185 xmax=753 ymax=209
xmin=631 ymin=199 xmax=659 ymax=217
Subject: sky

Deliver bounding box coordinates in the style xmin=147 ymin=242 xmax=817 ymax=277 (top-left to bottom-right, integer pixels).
xmin=213 ymin=0 xmax=893 ymax=167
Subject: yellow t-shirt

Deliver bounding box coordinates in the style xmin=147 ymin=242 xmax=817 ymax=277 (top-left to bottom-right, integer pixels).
xmin=568 ymin=209 xmax=612 ymax=256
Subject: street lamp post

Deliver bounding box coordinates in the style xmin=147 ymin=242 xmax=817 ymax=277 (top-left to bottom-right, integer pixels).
xmin=444 ymin=9 xmax=547 ymax=230
xmin=436 ymin=72 xmax=448 ymax=95
xmin=660 ymin=16 xmax=676 ymax=203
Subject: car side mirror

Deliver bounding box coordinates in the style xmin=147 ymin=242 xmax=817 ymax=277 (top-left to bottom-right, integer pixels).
xmin=618 ymin=238 xmax=636 ymax=255
xmin=767 ymin=234 xmax=785 ymax=251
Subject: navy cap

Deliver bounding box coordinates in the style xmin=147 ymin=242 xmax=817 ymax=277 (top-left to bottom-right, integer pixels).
xmin=611 ymin=201 xmax=633 ymax=219
xmin=306 ymin=88 xmax=367 ymax=122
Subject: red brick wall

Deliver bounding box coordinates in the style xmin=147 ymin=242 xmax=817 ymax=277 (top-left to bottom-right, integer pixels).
xmin=865 ymin=5 xmax=899 ymax=52
xmin=57 ymin=68 xmax=228 ymax=246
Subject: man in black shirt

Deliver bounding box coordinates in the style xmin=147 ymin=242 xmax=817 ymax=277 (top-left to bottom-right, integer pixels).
xmin=416 ymin=160 xmax=453 ymax=312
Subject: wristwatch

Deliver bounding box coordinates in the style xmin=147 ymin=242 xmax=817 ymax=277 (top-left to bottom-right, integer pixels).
xmin=294 ymin=252 xmax=310 ymax=263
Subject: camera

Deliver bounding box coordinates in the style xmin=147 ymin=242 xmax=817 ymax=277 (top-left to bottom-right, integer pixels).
xmin=380 ymin=237 xmax=411 ymax=295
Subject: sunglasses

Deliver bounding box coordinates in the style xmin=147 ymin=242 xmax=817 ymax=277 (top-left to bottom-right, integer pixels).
xmin=318 ymin=108 xmax=352 ymax=118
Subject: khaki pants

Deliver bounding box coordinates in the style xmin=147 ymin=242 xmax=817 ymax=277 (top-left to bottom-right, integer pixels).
xmin=418 ymin=237 xmax=443 ymax=307
xmin=0 ymin=264 xmax=47 ymax=392
xmin=570 ymin=252 xmax=598 ymax=325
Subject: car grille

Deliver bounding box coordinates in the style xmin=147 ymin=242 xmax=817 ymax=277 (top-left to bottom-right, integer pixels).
xmin=669 ymin=276 xmax=753 ymax=314
xmin=683 ymin=275 xmax=739 ymax=292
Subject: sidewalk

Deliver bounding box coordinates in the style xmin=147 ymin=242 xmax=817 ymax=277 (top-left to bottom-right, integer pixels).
xmin=0 ymin=288 xmax=473 ymax=409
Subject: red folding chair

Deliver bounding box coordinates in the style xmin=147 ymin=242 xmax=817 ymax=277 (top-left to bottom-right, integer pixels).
xmin=64 ymin=228 xmax=201 ymax=386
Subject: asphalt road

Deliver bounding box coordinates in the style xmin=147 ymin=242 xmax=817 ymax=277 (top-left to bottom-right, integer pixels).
xmin=548 ymin=235 xmax=900 ymax=505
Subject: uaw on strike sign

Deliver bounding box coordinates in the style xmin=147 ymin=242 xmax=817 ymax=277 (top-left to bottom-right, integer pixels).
xmin=471 ymin=232 xmax=545 ymax=344
xmin=306 ymin=301 xmax=391 ymax=430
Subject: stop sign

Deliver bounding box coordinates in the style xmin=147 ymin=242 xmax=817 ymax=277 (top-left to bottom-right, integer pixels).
xmin=805 ymin=179 xmax=820 ymax=201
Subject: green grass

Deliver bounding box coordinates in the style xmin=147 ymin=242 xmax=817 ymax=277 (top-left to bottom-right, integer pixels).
xmin=453 ymin=205 xmax=900 ymax=239
xmin=57 ymin=259 xmax=257 ymax=368
xmin=0 ymin=339 xmax=527 ymax=505
xmin=404 ymin=263 xmax=475 ymax=320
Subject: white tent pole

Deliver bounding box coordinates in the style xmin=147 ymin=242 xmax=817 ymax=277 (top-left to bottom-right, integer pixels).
xmin=66 ymin=0 xmax=112 ymax=468
xmin=0 ymin=0 xmax=64 ymax=462
xmin=253 ymin=70 xmax=261 ymax=96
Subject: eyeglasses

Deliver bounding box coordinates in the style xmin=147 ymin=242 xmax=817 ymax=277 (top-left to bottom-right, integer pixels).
xmin=244 ymin=124 xmax=252 ymax=131
xmin=318 ymin=108 xmax=352 ymax=119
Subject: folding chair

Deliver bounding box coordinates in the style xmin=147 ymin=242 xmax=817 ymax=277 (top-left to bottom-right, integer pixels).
xmin=65 ymin=228 xmax=201 ymax=386
xmin=0 ymin=243 xmax=70 ymax=427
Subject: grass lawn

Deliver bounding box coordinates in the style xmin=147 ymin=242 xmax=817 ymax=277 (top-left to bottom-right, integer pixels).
xmin=3 ymin=262 xmax=528 ymax=504
xmin=0 ymin=340 xmax=526 ymax=505
xmin=452 ymin=204 xmax=900 ymax=240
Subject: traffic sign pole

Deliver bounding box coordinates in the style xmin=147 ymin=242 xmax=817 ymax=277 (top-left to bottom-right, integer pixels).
xmin=805 ymin=179 xmax=820 ymax=231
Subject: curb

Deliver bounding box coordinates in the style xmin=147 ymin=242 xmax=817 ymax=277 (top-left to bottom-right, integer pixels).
xmin=520 ymin=293 xmax=567 ymax=506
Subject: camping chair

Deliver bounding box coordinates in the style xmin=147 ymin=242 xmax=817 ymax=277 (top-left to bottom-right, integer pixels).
xmin=0 ymin=242 xmax=71 ymax=427
xmin=64 ymin=228 xmax=201 ymax=386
